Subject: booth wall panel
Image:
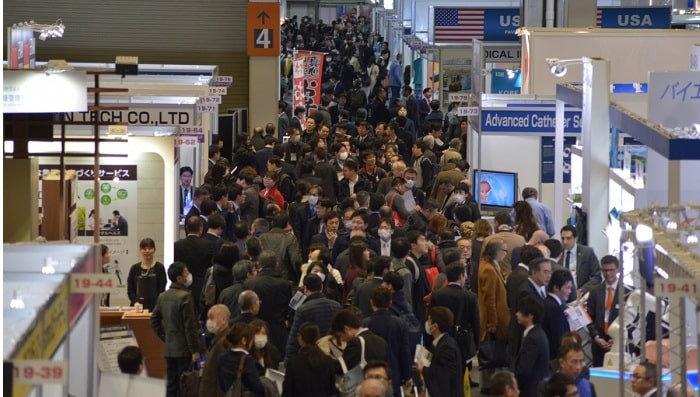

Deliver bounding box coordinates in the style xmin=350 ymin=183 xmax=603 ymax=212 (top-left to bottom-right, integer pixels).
xmin=4 ymin=0 xmax=250 ymax=110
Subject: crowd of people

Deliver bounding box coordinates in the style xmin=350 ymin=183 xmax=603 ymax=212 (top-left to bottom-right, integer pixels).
xmin=139 ymin=10 xmax=670 ymax=397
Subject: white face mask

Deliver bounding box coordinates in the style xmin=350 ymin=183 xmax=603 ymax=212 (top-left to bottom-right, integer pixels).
xmin=405 ymin=179 xmax=415 ymax=189
xmin=254 ymin=335 xmax=268 ymax=349
xmin=344 ymin=221 xmax=353 ymax=230
xmin=206 ymin=319 xmax=219 ymax=334
xmin=378 ymin=229 xmax=391 ymax=241
xmin=307 ymin=195 xmax=319 ymax=206
xmin=185 ymin=273 xmax=193 ymax=287
xmin=454 ymin=193 xmax=466 ymax=204
xmin=338 ymin=152 xmax=349 ymax=161
xmin=425 ymin=321 xmax=432 ymax=335
xmin=313 ymin=271 xmax=327 ymax=282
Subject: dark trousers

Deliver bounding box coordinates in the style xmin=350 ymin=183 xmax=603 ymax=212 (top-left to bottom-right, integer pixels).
xmin=166 ymin=356 xmax=191 ymax=397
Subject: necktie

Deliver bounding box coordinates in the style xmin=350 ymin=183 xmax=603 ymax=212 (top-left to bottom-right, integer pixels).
xmin=604 ymin=286 xmax=614 ymax=334
xmin=541 ymin=288 xmax=546 ymax=299
xmin=565 ymin=251 xmax=572 ymax=269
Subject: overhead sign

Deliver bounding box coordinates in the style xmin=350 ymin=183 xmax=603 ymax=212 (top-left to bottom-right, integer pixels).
xmin=490 ymin=68 xmax=521 ymax=94
xmin=647 ymin=71 xmax=700 ymax=129
xmin=484 ymin=46 xmax=521 ymax=62
xmin=65 ymin=106 xmax=195 ymax=126
xmin=3 ymin=71 xmax=88 ymax=113
xmin=597 ymin=7 xmax=671 ymax=29
xmin=247 ymin=2 xmax=280 ymax=57
xmin=479 ymin=108 xmax=582 ymax=133
xmin=433 ymin=8 xmax=519 ymax=43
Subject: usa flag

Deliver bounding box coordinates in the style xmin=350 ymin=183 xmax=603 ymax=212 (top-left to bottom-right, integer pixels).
xmin=434 ymin=8 xmax=485 ymax=43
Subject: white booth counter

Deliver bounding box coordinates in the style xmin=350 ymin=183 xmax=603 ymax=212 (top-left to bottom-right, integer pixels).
xmin=4 ymin=244 xmax=101 ymax=397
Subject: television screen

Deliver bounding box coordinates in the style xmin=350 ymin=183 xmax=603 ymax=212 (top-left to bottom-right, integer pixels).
xmin=473 ymin=170 xmax=518 ymax=208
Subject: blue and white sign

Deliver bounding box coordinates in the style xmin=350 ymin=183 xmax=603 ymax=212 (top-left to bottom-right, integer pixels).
xmin=598 ymin=7 xmax=671 ymax=29
xmin=490 ymin=68 xmax=521 ymax=94
xmin=483 ymin=8 xmax=520 ymax=42
xmin=480 ymin=109 xmax=582 ymax=133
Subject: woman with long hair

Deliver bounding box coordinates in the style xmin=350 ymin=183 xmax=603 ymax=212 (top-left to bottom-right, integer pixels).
xmin=470 ymin=219 xmax=494 ymax=293
xmin=217 ymin=323 xmax=265 ymax=396
xmin=281 ymin=323 xmax=338 ymax=397
xmin=513 ymin=200 xmax=541 ymax=241
xmin=478 ymin=238 xmax=510 ymax=341
xmin=427 ymin=213 xmax=449 ymax=245
xmin=343 ymin=238 xmax=369 ymax=304
xmin=248 ymin=319 xmax=281 ymax=376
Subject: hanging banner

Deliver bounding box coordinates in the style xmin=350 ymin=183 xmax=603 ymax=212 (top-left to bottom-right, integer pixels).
xmin=294 ymin=51 xmax=325 ymax=112
xmin=292 ymin=58 xmax=305 ymax=112
xmin=39 ymin=164 xmax=138 ymax=307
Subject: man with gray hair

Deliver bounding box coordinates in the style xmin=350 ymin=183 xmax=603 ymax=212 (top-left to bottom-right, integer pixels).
xmin=217 ymin=260 xmax=257 ymax=319
xmin=242 ymin=250 xmax=294 ymax=357
xmin=230 ymin=290 xmax=260 ymax=324
xmin=376 ymin=160 xmax=406 ymax=196
xmin=357 ymin=378 xmax=388 ymax=397
xmin=440 ymin=138 xmax=463 ymax=167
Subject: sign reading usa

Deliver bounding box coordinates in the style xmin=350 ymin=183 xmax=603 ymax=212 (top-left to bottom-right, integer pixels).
xmin=596 ymin=7 xmax=671 ymax=29
xmin=433 ymin=8 xmax=519 ymax=43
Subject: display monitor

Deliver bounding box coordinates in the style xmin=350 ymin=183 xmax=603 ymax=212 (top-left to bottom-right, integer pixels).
xmin=473 ymin=170 xmax=518 ymax=208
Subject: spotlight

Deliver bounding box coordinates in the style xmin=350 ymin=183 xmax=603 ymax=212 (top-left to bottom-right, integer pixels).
xmin=10 ymin=290 xmax=25 ymax=310
xmin=635 ymin=224 xmax=653 ymax=244
xmin=545 ymin=57 xmax=584 ymax=78
xmin=550 ymin=64 xmax=567 ymax=77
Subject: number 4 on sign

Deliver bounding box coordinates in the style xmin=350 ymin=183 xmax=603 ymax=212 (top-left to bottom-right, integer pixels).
xmin=255 ymin=29 xmax=272 ymax=49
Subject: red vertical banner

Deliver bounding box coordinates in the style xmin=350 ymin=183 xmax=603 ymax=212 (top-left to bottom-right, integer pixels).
xmin=293 ymin=58 xmax=305 ymax=112
xmin=294 ymin=51 xmax=325 ymax=112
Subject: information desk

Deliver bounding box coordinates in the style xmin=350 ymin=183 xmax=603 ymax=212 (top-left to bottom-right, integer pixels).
xmin=100 ymin=310 xmax=166 ymax=379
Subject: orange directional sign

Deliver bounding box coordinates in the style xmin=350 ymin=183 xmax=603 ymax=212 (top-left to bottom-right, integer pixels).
xmin=247 ymin=2 xmax=280 ymax=57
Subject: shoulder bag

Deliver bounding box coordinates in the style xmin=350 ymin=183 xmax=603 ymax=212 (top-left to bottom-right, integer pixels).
xmin=453 ymin=295 xmax=477 ymax=363
xmin=336 ymin=336 xmax=366 ymax=397
xmin=226 ymin=354 xmax=253 ymax=397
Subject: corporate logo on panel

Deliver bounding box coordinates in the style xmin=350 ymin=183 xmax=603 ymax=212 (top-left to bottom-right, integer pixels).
xmin=483 ymin=9 xmax=520 ymax=42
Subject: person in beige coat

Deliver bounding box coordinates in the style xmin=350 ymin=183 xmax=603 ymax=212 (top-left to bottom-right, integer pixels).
xmin=482 ymin=211 xmax=526 ymax=278
xmin=439 ymin=138 xmax=463 ymax=168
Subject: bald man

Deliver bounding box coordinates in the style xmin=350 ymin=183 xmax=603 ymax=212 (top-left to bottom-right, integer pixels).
xmin=511 ymin=230 xmax=550 ymax=270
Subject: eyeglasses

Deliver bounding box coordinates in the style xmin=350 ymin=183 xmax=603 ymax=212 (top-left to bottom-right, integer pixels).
xmin=632 ymin=373 xmax=650 ymax=380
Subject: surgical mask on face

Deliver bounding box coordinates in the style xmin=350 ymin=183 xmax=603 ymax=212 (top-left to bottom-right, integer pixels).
xmin=378 ymin=229 xmax=391 ymax=241
xmin=405 ymin=179 xmax=415 ymax=189
xmin=454 ymin=193 xmax=466 ymax=204
xmin=307 ymin=195 xmax=319 ymax=206
xmin=254 ymin=335 xmax=268 ymax=349
xmin=185 ymin=273 xmax=193 ymax=287
xmin=344 ymin=221 xmax=353 ymax=230
xmin=313 ymin=271 xmax=327 ymax=282
xmin=425 ymin=321 xmax=432 ymax=334
xmin=338 ymin=152 xmax=348 ymax=161
xmin=206 ymin=320 xmax=219 ymax=334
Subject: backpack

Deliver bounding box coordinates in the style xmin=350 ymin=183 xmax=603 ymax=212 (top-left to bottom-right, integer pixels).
xmin=278 ymin=172 xmax=295 ymax=205
xmin=388 ymin=193 xmax=405 ymax=227
xmin=349 ymin=88 xmax=366 ymax=111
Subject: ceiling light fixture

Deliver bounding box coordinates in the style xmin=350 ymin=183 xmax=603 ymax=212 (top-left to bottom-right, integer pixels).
xmin=545 ymin=57 xmax=584 ymax=77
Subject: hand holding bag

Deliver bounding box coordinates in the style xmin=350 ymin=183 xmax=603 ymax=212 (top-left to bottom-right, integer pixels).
xmin=477 ymin=333 xmax=508 ymax=370
xmin=178 ymin=363 xmax=201 ymax=397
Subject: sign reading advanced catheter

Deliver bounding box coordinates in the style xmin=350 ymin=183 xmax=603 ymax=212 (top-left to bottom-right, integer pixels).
xmin=247 ymin=2 xmax=280 ymax=57
xmin=479 ymin=109 xmax=582 ymax=133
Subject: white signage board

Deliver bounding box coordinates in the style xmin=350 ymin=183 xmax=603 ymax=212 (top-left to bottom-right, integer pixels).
xmin=3 ymin=70 xmax=88 ymax=113
xmin=648 ymin=71 xmax=700 ymax=128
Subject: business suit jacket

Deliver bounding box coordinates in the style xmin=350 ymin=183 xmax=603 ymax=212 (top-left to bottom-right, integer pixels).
xmin=352 ymin=277 xmax=384 ymax=318
xmin=312 ymin=160 xmax=338 ymax=203
xmin=430 ymin=284 xmax=481 ymax=360
xmin=543 ymin=295 xmax=570 ymax=359
xmin=586 ymin=281 xmax=631 ymax=365
xmin=508 ymin=280 xmax=545 ymax=360
xmin=285 ymin=292 xmax=341 ymax=362
xmin=281 ymin=347 xmax=338 ymax=397
xmin=150 ymin=283 xmax=203 ymax=358
xmin=342 ymin=329 xmax=388 ymax=370
xmin=423 ymin=334 xmax=465 ymax=397
xmin=243 ymin=269 xmax=294 ymax=357
xmin=364 ymin=309 xmax=412 ymax=396
xmin=515 ymin=325 xmax=550 ymax=397
xmin=198 ymin=326 xmax=230 ymax=397
xmin=506 ymin=266 xmax=530 ymax=314
xmin=478 ymin=260 xmax=510 ymax=341
xmin=254 ymin=146 xmax=274 ymax=176
xmin=558 ymin=244 xmax=602 ymax=293
xmin=174 ymin=235 xmax=212 ymax=310
xmin=337 ymin=174 xmax=372 ymax=203
xmin=258 ymin=229 xmax=303 ymax=283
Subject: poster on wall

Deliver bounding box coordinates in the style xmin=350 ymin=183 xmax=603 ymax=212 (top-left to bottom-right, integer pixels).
xmin=541 ymin=136 xmax=576 ymax=183
xmin=40 ymin=164 xmax=138 ymax=307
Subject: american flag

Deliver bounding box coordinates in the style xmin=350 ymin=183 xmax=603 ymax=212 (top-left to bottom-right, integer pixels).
xmin=434 ymin=8 xmax=485 ymax=43
xmin=596 ymin=8 xmax=602 ymax=27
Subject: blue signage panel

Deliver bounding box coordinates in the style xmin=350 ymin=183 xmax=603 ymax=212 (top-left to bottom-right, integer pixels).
xmin=480 ymin=109 xmax=582 ymax=133
xmin=541 ymin=136 xmax=577 ymax=184
xmin=599 ymin=7 xmax=671 ymax=29
xmin=490 ymin=69 xmax=521 ymax=94
xmin=483 ymin=8 xmax=520 ymax=42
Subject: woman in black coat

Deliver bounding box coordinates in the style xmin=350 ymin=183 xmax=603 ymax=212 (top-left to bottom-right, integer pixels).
xmin=281 ymin=323 xmax=338 ymax=397
xmin=217 ymin=323 xmax=265 ymax=396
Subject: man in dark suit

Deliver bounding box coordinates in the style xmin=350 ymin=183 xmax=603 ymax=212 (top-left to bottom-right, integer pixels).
xmin=430 ymin=263 xmax=480 ymax=371
xmin=631 ymin=362 xmax=658 ymax=397
xmin=364 ymin=286 xmax=413 ymax=397
xmin=543 ymin=269 xmax=575 ymax=359
xmin=331 ymin=210 xmax=379 ymax=264
xmin=514 ymin=296 xmax=550 ymax=397
xmin=242 ymin=250 xmax=294 ymax=357
xmin=310 ymin=208 xmax=340 ymax=251
xmin=558 ymin=225 xmax=602 ymax=299
xmin=184 ymin=186 xmax=211 ymax=233
xmin=403 ymin=86 xmax=420 ymax=136
xmin=349 ymin=256 xmax=392 ymax=318
xmin=111 ymin=210 xmax=128 ymax=235
xmin=586 ymin=255 xmax=630 ymax=367
xmin=506 ymin=246 xmax=544 ymax=314
xmin=418 ymin=306 xmax=465 ymax=397
xmin=508 ymin=256 xmax=550 ymax=364
xmin=285 ymin=274 xmax=341 ymax=363
xmin=418 ymin=87 xmax=432 ymax=130
xmin=337 ymin=159 xmax=372 ymax=203
xmin=229 ymin=290 xmax=260 ymax=324
xmin=254 ymin=135 xmax=276 ymax=176
xmin=312 ymin=147 xmax=338 ymax=203
xmin=331 ymin=308 xmax=388 ymax=370
xmin=174 ymin=216 xmax=211 ymax=315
